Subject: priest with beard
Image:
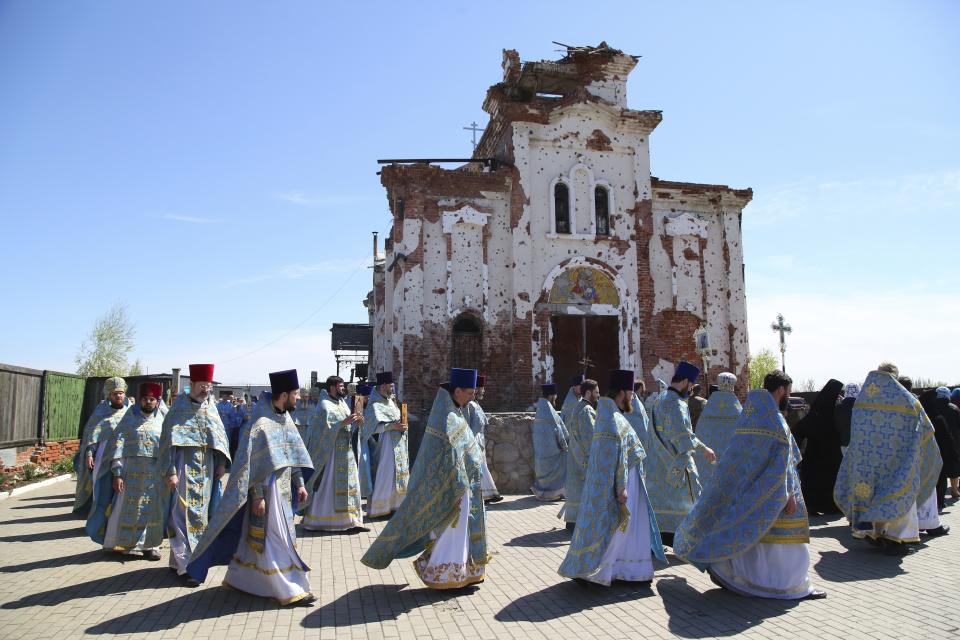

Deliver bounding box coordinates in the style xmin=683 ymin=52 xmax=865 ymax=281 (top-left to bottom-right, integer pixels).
xmin=647 ymin=361 xmax=716 ymax=546
xmin=188 ymin=369 xmax=315 ymax=606
xmin=559 ymin=369 xmax=666 ymax=587
xmin=301 ymin=376 xmax=365 ymax=532
xmin=86 ymin=382 xmax=167 ymax=560
xmin=834 ymin=363 xmax=943 ymax=555
xmin=674 ymin=371 xmax=826 ymax=600
xmin=792 ymin=379 xmax=844 ymax=515
xmin=362 ymin=368 xmax=489 ymax=589
xmin=531 ymin=383 xmax=568 ymax=501
xmin=160 ymin=364 xmax=231 ymax=583
xmin=362 ymin=372 xmax=410 ymax=518
xmin=73 ymin=377 xmax=130 ymax=517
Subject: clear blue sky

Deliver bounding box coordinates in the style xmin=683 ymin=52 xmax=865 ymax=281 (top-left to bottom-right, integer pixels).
xmin=1 ymin=1 xmax=957 ymax=388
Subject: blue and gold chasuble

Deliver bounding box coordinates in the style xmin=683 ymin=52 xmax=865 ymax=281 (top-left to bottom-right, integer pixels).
xmin=674 ymin=390 xmax=808 ymax=568
xmin=86 ymin=404 xmax=168 ymax=549
xmin=302 ymin=390 xmax=361 ymax=518
xmin=187 ymin=409 xmax=312 ymax=582
xmin=626 ymin=394 xmax=651 ymax=448
xmin=362 ymin=390 xmax=487 ymax=570
xmin=692 ymin=391 xmax=742 ymax=491
xmin=73 ymin=400 xmax=130 ymax=516
xmin=159 ymin=393 xmax=231 ymax=549
xmin=647 ymin=389 xmax=705 ymax=533
xmin=559 ymin=397 xmax=666 ymax=579
xmin=564 ymin=399 xmax=596 ymax=522
xmin=362 ymin=389 xmax=409 ymax=499
xmin=834 ymin=371 xmax=942 ymax=532
xmin=532 ymin=398 xmax=568 ymax=496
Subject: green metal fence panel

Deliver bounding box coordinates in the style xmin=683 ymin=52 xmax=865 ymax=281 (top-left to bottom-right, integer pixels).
xmin=43 ymin=372 xmax=85 ymax=442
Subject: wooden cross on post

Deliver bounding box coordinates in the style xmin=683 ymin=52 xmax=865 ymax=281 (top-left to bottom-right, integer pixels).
xmin=463 ymin=121 xmax=485 ymax=153
xmin=577 ymin=355 xmax=594 ymax=377
xmin=770 ymin=313 xmax=792 ymax=372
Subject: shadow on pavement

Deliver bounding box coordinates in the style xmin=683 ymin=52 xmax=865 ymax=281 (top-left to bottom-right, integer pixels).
xmin=85 ymin=587 xmax=274 ymax=634
xmin=0 ymin=510 xmax=77 ymax=527
xmin=302 ymin=583 xmax=470 ymax=628
xmin=486 ymin=496 xmax=553 ymax=512
xmin=658 ymin=575 xmax=797 ymax=638
xmin=0 ymin=526 xmax=87 ymax=543
xmin=502 ymin=527 xmax=569 ymax=548
xmin=11 ymin=500 xmax=74 ymax=510
xmin=809 ymin=524 xmax=908 ymax=581
xmin=14 ymin=493 xmax=75 ymax=501
xmin=0 ymin=549 xmax=110 ymax=573
xmin=2 ymin=567 xmax=177 ymax=610
xmin=495 ymin=578 xmax=655 ymax=622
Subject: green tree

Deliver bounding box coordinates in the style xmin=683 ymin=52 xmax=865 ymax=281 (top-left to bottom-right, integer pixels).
xmin=128 ymin=358 xmax=144 ymax=376
xmin=748 ymin=348 xmax=780 ymax=389
xmin=75 ymin=303 xmax=137 ymax=377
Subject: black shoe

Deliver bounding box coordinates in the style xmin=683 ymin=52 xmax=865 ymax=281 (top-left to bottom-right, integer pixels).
xmin=348 ymin=526 xmax=371 ymax=533
xmin=565 ymin=522 xmax=575 ymax=533
xmin=660 ymin=532 xmax=674 ymax=548
xmin=485 ymin=495 xmax=503 ymax=504
xmin=801 ymin=589 xmax=827 ymax=600
xmin=880 ymin=539 xmax=915 ymax=556
xmin=285 ymin=593 xmax=317 ymax=607
xmin=184 ymin=577 xmax=201 ymax=587
xmin=142 ymin=549 xmax=162 ymax=561
xmin=708 ymin=570 xmax=728 ymax=590
xmin=922 ymin=525 xmax=950 ymax=538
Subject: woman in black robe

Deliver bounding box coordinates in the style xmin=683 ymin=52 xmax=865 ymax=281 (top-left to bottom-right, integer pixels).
xmin=792 ymin=379 xmax=844 ymax=515
xmin=919 ymin=389 xmax=960 ymax=509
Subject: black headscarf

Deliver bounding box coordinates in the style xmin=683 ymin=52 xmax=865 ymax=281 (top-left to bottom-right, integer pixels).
xmin=793 ymin=379 xmax=844 ymax=514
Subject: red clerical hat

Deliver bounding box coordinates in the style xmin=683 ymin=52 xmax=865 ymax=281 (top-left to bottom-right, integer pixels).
xmin=477 ymin=374 xmax=487 ymax=388
xmin=189 ymin=363 xmax=215 ymax=382
xmin=139 ymin=382 xmax=162 ymax=399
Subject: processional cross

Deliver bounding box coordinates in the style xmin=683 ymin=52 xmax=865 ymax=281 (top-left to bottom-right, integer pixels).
xmin=463 ymin=121 xmax=485 ymax=152
xmin=770 ymin=313 xmax=792 ymax=372
xmin=577 ymin=355 xmax=594 ymax=376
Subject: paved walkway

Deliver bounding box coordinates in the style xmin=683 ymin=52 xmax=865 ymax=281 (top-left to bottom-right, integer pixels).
xmin=0 ymin=480 xmax=958 ymax=639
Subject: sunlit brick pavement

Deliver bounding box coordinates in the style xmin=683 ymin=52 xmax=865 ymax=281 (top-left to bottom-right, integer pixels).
xmin=1 ymin=480 xmax=959 ymax=639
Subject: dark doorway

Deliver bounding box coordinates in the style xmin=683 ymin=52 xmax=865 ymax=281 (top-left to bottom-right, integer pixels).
xmin=551 ymin=315 xmax=620 ymax=398
xmin=451 ymin=314 xmax=482 ymax=370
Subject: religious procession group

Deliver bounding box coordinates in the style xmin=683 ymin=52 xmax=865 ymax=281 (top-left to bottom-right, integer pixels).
xmin=67 ymin=357 xmax=952 ymax=609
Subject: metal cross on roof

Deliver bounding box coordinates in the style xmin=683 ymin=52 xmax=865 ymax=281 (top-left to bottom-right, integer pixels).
xmin=463 ymin=121 xmax=485 ymax=152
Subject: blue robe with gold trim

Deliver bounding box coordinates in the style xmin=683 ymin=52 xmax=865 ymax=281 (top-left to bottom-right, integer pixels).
xmin=361 ymin=389 xmax=487 ymax=570
xmin=187 ymin=408 xmax=312 ymax=582
xmin=674 ymin=390 xmax=808 ymax=567
xmin=834 ymin=371 xmax=942 ymax=531
xmin=532 ymin=398 xmax=568 ymax=497
xmin=692 ymin=391 xmax=742 ymax=491
xmin=564 ymin=398 xmax=596 ymax=523
xmin=362 ymin=389 xmax=409 ymax=501
xmin=559 ymin=397 xmax=666 ymax=578
xmin=73 ymin=400 xmax=130 ymax=516
xmin=301 ymin=390 xmax=361 ymax=519
xmin=647 ymin=389 xmax=704 ymax=533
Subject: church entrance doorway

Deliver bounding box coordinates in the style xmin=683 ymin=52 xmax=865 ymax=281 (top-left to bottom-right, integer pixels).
xmin=551 ymin=315 xmax=619 ymax=398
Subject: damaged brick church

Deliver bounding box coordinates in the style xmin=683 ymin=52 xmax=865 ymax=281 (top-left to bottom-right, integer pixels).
xmin=366 ymin=43 xmax=752 ymax=417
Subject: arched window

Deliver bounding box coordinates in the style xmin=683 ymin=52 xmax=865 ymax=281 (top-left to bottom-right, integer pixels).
xmin=595 ymin=185 xmax=610 ymax=236
xmin=554 ymin=182 xmax=570 ymax=234
xmin=451 ymin=314 xmax=482 ymax=370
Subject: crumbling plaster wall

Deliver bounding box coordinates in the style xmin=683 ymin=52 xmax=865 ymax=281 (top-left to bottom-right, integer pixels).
xmin=511 ymin=102 xmax=653 ymax=384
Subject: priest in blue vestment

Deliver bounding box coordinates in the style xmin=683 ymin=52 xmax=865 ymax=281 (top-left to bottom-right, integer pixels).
xmin=626 ymin=380 xmax=651 ymax=448
xmin=362 ymin=372 xmax=409 ymax=518
xmin=86 ymin=382 xmax=167 ymax=560
xmin=674 ymin=371 xmax=825 ymax=600
xmin=362 ymin=368 xmax=489 ymax=589
xmin=467 ymin=374 xmax=502 ymax=503
xmin=73 ymin=377 xmax=130 ymax=517
xmin=563 ymin=379 xmax=599 ymax=530
xmin=834 ymin=363 xmax=943 ymax=556
xmin=160 ymin=363 xmax=231 ymax=583
xmin=561 ymin=374 xmax=584 ymax=426
xmin=354 ymin=384 xmax=375 ymax=502
xmin=531 ymin=383 xmax=568 ymax=501
xmin=188 ymin=369 xmax=315 ymax=606
xmin=559 ymin=369 xmax=666 ymax=586
xmin=301 ymin=376 xmax=365 ymax=531
xmin=647 ymin=361 xmax=716 ymax=545
xmin=692 ymin=372 xmax=742 ymax=491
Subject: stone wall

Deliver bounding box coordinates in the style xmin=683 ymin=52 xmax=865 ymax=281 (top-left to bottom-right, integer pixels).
xmin=484 ymin=412 xmax=535 ymax=494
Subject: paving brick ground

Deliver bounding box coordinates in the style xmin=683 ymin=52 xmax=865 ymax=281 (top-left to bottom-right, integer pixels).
xmin=0 ymin=480 xmax=958 ymax=639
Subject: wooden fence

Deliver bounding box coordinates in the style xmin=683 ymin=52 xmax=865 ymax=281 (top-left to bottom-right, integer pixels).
xmin=0 ymin=363 xmax=86 ymax=448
